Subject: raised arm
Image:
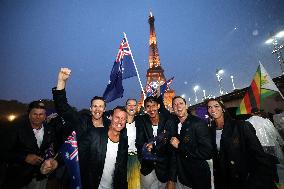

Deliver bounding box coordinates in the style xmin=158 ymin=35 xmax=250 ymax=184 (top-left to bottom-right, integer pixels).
xmin=53 ymin=68 xmax=74 ymax=117
xmin=57 ymin=68 xmax=71 ymax=90
xmin=156 ymin=92 xmax=171 ymax=117
xmin=53 ymin=68 xmax=86 ymax=138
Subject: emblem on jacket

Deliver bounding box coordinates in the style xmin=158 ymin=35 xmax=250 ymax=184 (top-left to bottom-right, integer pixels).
xmin=232 ymin=137 xmax=240 ymax=146
xmin=184 ymin=135 xmax=190 ymax=143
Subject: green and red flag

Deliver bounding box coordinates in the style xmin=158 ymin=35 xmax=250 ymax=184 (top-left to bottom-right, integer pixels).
xmin=236 ymin=62 xmax=283 ymax=115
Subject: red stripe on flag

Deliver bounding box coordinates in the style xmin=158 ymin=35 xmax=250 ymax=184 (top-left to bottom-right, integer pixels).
xmin=243 ymin=92 xmax=252 ymax=114
xmin=251 ymin=79 xmax=260 ymax=110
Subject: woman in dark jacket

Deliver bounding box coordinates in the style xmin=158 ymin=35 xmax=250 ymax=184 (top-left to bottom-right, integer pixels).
xmin=206 ymin=98 xmax=278 ymax=189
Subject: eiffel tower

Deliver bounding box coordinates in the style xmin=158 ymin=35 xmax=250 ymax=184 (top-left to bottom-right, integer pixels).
xmin=138 ymin=12 xmax=175 ymax=111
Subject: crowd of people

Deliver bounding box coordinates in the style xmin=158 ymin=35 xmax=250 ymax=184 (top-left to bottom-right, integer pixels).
xmin=0 ymin=67 xmax=283 ymax=189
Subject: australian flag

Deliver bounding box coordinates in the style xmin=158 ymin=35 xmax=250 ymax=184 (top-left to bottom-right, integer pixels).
xmin=103 ymin=62 xmax=124 ymax=103
xmin=60 ymin=131 xmax=82 ymax=189
xmin=142 ymin=130 xmax=169 ymax=161
xmin=103 ymin=36 xmax=137 ymax=102
xmin=44 ymin=143 xmax=55 ymax=160
xmin=160 ymin=77 xmax=174 ymax=96
xmin=146 ymin=83 xmax=155 ymax=97
xmin=146 ymin=77 xmax=174 ymax=97
xmin=116 ymin=37 xmax=137 ymax=79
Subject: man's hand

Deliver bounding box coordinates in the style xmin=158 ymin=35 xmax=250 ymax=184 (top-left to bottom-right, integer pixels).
xmin=156 ymin=82 xmax=161 ymax=97
xmin=170 ymin=137 xmax=180 ymax=149
xmin=25 ymin=154 xmax=44 ymax=165
xmin=166 ymin=181 xmax=176 ymax=189
xmin=40 ymin=158 xmax=58 ymax=175
xmin=146 ymin=143 xmax=153 ymax=152
xmin=57 ymin=68 xmax=71 ymax=90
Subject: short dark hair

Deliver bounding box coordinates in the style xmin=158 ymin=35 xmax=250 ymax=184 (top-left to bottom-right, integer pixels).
xmin=28 ymin=100 xmax=46 ymax=113
xmin=112 ymin=106 xmax=127 ymax=115
xmin=144 ymin=96 xmax=158 ymax=107
xmin=125 ymin=98 xmax=137 ymax=106
xmin=172 ymin=96 xmax=187 ymax=106
xmin=90 ymin=96 xmax=106 ymax=107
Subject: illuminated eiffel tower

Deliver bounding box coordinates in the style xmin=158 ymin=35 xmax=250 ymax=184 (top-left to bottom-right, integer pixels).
xmin=138 ymin=12 xmax=175 ymax=110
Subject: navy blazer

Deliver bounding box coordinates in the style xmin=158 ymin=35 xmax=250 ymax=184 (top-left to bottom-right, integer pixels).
xmin=79 ymin=127 xmax=128 ymax=189
xmin=3 ymin=116 xmax=56 ymax=188
xmin=209 ymin=113 xmax=278 ymax=189
xmin=135 ymin=113 xmax=174 ymax=183
xmin=170 ymin=114 xmax=213 ymax=189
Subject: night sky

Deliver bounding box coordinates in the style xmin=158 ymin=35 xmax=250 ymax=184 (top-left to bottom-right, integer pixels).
xmin=1 ymin=0 xmax=284 ymax=110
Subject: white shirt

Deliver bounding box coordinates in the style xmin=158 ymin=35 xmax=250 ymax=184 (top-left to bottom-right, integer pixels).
xmin=126 ymin=122 xmax=137 ymax=153
xmin=152 ymin=125 xmax=158 ymax=137
xmin=216 ymin=129 xmax=223 ymax=151
xmin=98 ymin=138 xmax=119 ymax=189
xmin=33 ymin=125 xmax=44 ymax=148
xmin=178 ymin=122 xmax=182 ymax=135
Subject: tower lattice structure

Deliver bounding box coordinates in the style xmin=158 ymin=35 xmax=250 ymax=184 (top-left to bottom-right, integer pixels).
xmin=138 ymin=12 xmax=175 ymax=111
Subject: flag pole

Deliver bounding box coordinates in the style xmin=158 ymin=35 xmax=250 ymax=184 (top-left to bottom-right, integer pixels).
xmin=258 ymin=61 xmax=262 ymax=111
xmin=124 ymin=32 xmax=146 ymax=99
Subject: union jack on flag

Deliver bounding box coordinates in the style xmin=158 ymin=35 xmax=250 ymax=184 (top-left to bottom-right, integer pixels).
xmin=103 ymin=34 xmax=137 ymax=103
xmin=160 ymin=77 xmax=174 ymax=95
xmin=146 ymin=83 xmax=154 ymax=95
xmin=64 ymin=131 xmax=78 ymax=161
xmin=60 ymin=131 xmax=82 ymax=189
xmin=145 ymin=77 xmax=174 ymax=97
xmin=146 ymin=82 xmax=158 ymax=97
xmin=116 ymin=38 xmax=131 ymax=62
xmin=115 ymin=37 xmax=137 ymax=80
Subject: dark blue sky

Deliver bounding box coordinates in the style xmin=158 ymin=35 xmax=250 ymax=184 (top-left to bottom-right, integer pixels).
xmin=1 ymin=0 xmax=284 ymax=109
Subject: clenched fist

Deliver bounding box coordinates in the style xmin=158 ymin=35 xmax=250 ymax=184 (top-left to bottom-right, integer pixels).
xmin=25 ymin=154 xmax=43 ymax=165
xmin=40 ymin=158 xmax=58 ymax=175
xmin=57 ymin=68 xmax=71 ymax=90
xmin=170 ymin=137 xmax=180 ymax=149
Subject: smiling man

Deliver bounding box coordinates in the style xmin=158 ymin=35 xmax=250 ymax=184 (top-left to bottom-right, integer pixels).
xmin=52 ymin=68 xmax=110 ymax=139
xmin=79 ymin=106 xmax=128 ymax=189
xmin=135 ymin=96 xmax=174 ymax=189
xmin=2 ymin=100 xmax=58 ymax=189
